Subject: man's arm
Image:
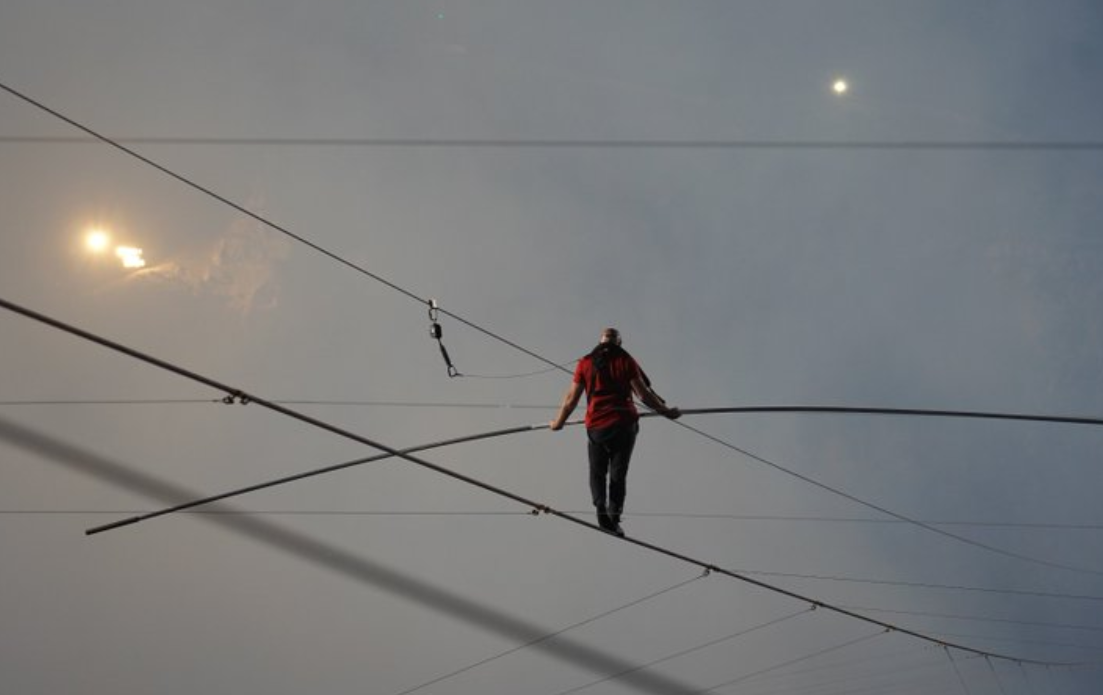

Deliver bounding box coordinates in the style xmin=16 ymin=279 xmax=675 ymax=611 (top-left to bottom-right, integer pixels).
xmin=549 ymin=381 xmax=585 ymax=431
xmin=630 ymin=377 xmax=681 ymax=419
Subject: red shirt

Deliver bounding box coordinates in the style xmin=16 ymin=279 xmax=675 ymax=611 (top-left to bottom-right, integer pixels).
xmin=573 ymin=349 xmax=641 ymax=430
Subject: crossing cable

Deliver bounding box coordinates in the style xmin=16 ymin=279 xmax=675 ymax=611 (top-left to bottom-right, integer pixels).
xmin=392 ymin=572 xmax=708 ymax=695
xmin=549 ymin=607 xmax=815 ymax=695
xmin=0 ymin=295 xmax=1079 ymax=667
xmin=5 ymin=79 xmax=1101 ymax=578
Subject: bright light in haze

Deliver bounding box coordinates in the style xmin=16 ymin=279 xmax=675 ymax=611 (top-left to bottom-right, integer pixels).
xmin=832 ymin=79 xmax=849 ymax=95
xmin=82 ymin=226 xmax=148 ymax=269
xmin=115 ymin=246 xmax=146 ymax=269
xmin=86 ymin=229 xmax=111 ymax=253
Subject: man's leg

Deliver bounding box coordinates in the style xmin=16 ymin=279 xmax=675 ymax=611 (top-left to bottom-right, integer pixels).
xmin=607 ymin=423 xmax=638 ymax=527
xmin=587 ymin=433 xmax=613 ymax=531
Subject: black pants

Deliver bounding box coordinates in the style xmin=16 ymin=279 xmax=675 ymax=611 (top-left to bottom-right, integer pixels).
xmin=587 ymin=422 xmax=638 ymax=513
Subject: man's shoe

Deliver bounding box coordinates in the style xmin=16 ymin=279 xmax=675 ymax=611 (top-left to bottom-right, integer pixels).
xmin=609 ymin=520 xmax=625 ymax=537
xmin=596 ymin=508 xmax=614 ymax=532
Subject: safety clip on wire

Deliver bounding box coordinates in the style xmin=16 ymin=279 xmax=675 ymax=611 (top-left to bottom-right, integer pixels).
xmin=428 ymin=299 xmax=461 ymax=378
xmin=220 ymin=391 xmax=251 ymax=405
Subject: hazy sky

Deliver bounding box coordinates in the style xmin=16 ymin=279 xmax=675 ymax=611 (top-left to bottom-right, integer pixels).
xmin=2 ymin=2 xmax=1103 ymax=693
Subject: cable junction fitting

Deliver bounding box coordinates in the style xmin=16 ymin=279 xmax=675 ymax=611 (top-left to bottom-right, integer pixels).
xmin=428 ymin=299 xmax=460 ymax=378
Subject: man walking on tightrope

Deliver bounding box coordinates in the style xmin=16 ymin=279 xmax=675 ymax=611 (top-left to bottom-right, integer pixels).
xmin=550 ymin=328 xmax=680 ymax=536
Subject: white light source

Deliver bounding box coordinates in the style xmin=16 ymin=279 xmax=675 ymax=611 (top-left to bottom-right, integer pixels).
xmin=85 ymin=229 xmax=111 ymax=253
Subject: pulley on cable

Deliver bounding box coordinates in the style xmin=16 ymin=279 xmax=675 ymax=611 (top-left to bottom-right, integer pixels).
xmin=428 ymin=299 xmax=461 ymax=378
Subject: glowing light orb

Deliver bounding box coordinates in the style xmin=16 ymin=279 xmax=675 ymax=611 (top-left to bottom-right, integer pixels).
xmin=115 ymin=246 xmax=146 ymax=269
xmin=832 ymin=79 xmax=849 ymax=95
xmin=86 ymin=230 xmax=111 ymax=253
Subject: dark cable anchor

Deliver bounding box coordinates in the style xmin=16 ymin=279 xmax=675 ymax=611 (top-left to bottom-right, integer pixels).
xmin=220 ymin=391 xmax=251 ymax=405
xmin=428 ymin=299 xmax=460 ymax=378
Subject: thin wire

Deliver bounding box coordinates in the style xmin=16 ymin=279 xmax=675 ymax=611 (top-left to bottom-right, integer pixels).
xmin=669 ymin=415 xmax=1103 ymax=578
xmin=716 ymin=649 xmax=946 ymax=695
xmin=6 ymin=506 xmax=1103 ymax=603
xmin=694 ymin=630 xmax=886 ymax=695
xmin=0 ymin=398 xmax=556 ymax=409
xmin=6 ymin=79 xmax=1102 ymax=579
xmin=785 ymin=666 xmax=957 ymax=695
xmin=5 ymin=134 xmax=1103 ymax=150
xmin=549 ymin=607 xmax=814 ymax=695
xmin=616 ymin=512 xmax=1103 ymax=531
xmin=7 ymin=398 xmax=1103 ymax=427
xmin=457 ymin=364 xmax=571 ymax=380
xmin=739 ymin=644 xmax=943 ymax=691
xmin=945 ymin=647 xmax=974 ymax=695
xmin=986 ymin=656 xmax=1010 ymax=695
xmin=0 ymin=398 xmax=220 ymax=406
xmin=8 ymin=507 xmax=1103 ymax=532
xmin=0 ymin=295 xmax=1070 ymax=666
xmin=392 ymin=573 xmax=707 ymax=695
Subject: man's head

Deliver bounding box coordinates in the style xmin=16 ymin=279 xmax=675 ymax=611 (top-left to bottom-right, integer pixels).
xmin=599 ymin=327 xmax=622 ymax=346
